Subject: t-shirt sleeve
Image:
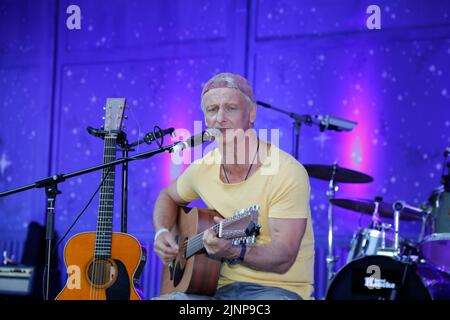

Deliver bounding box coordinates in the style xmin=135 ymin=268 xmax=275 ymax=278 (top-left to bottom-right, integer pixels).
xmin=268 ymin=160 xmax=311 ymax=219
xmin=176 ymin=161 xmax=201 ymax=203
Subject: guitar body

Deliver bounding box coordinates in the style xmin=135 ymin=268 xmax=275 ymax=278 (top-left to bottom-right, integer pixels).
xmin=56 ymin=232 xmax=146 ymax=300
xmin=160 ymin=207 xmax=222 ymax=296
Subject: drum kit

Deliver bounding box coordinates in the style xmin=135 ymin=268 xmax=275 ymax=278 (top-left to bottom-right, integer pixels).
xmin=304 ymin=148 xmax=450 ymax=300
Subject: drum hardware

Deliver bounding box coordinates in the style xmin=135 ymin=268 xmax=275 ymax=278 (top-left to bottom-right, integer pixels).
xmin=418 ymin=204 xmax=433 ymax=243
xmin=392 ymin=201 xmax=403 ymax=254
xmin=379 ymin=222 xmax=391 ymax=249
xmin=329 ymin=198 xmax=424 ymax=221
xmin=427 ymin=187 xmax=450 ymax=234
xmin=332 ymin=197 xmax=428 ymax=264
xmin=426 ymin=147 xmax=450 ymax=233
xmin=346 ymin=199 xmax=394 ymax=263
xmin=304 ymin=163 xmax=374 ymax=287
xmin=325 ymin=162 xmax=339 ymax=287
xmin=327 ymin=148 xmax=450 ymax=299
xmin=347 ymin=228 xmax=386 ymax=262
xmin=414 ymin=147 xmax=450 ymax=276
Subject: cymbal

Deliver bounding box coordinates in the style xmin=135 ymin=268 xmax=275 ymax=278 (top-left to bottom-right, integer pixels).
xmin=330 ymin=198 xmax=424 ymax=221
xmin=303 ymin=164 xmax=373 ymax=183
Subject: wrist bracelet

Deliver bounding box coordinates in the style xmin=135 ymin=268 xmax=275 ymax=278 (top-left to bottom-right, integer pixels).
xmin=154 ymin=228 xmax=169 ymax=242
xmin=227 ymin=243 xmax=247 ymax=265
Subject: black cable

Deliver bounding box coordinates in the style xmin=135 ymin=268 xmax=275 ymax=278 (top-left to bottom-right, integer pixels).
xmin=53 ymin=165 xmax=113 ymax=253
xmin=153 ymin=125 xmax=164 ymax=148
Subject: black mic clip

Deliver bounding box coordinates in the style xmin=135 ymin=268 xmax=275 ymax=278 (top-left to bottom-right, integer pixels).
xmin=143 ymin=127 xmax=175 ymax=145
xmin=87 ymin=126 xmax=108 ymax=139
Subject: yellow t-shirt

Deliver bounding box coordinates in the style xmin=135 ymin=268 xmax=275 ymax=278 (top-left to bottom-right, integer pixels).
xmin=176 ymin=143 xmax=315 ymax=300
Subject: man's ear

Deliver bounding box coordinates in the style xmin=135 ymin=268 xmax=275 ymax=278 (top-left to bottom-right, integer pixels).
xmin=250 ymin=103 xmax=257 ymax=124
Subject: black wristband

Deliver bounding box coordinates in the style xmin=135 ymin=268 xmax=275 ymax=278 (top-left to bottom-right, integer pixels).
xmin=227 ymin=243 xmax=247 ymax=265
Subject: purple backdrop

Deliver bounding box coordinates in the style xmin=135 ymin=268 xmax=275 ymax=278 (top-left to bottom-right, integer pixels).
xmin=0 ymin=0 xmax=449 ymax=299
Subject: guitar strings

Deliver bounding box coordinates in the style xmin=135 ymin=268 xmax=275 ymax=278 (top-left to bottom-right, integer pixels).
xmin=92 ymin=136 xmax=107 ymax=299
xmin=183 ymin=218 xmax=245 ymax=257
xmin=92 ymin=135 xmax=116 ymax=299
xmin=185 ymin=227 xmax=248 ymax=257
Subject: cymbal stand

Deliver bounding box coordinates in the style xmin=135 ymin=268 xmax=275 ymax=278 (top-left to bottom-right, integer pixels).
xmin=326 ymin=162 xmax=339 ymax=287
xmin=370 ymin=196 xmax=382 ymax=229
xmin=392 ymin=201 xmax=404 ymax=256
xmin=418 ymin=208 xmax=432 ymax=243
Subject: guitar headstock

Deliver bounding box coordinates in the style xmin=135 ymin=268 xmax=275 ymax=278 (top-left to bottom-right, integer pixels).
xmin=103 ymin=98 xmax=126 ymax=133
xmin=217 ymin=205 xmax=261 ymax=246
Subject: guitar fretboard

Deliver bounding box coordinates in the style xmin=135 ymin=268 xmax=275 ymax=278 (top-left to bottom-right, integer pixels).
xmin=184 ymin=224 xmax=220 ymax=258
xmin=94 ymin=135 xmax=117 ymax=258
xmin=184 ymin=220 xmax=252 ymax=258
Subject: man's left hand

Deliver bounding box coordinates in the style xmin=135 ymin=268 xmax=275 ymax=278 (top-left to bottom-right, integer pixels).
xmin=202 ymin=216 xmax=236 ymax=260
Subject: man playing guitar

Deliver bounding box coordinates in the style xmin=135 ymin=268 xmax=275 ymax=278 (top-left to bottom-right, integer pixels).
xmin=153 ymin=73 xmax=315 ymax=300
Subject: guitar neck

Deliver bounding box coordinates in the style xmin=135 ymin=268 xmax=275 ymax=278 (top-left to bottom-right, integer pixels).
xmin=94 ymin=135 xmax=117 ymax=258
xmin=184 ymin=225 xmax=218 ymax=258
xmin=184 ymin=223 xmax=249 ymax=259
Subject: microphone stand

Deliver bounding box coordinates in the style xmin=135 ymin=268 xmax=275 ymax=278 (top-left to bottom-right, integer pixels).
xmin=0 ymin=143 xmax=177 ymax=300
xmin=256 ymin=101 xmax=357 ymax=160
xmin=117 ymin=132 xmax=130 ymax=234
xmin=256 ymin=101 xmax=313 ymax=160
xmin=87 ymin=127 xmax=174 ymax=234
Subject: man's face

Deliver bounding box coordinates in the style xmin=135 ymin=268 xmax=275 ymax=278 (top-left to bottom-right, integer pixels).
xmin=202 ymin=87 xmax=256 ymax=132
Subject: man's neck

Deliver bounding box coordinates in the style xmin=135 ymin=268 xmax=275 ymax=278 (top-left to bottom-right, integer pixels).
xmin=219 ymin=130 xmax=258 ymax=169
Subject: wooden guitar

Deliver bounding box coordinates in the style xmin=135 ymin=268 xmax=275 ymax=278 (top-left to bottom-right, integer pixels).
xmin=160 ymin=205 xmax=260 ymax=296
xmin=56 ymin=98 xmax=146 ymax=300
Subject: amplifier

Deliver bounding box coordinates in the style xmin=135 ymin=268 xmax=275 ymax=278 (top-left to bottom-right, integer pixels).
xmin=0 ymin=266 xmax=35 ymax=296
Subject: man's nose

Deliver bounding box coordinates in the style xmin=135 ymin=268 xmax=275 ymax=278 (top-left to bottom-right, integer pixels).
xmin=216 ymin=107 xmax=226 ymax=123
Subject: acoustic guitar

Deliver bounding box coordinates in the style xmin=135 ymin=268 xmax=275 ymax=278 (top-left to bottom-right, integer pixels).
xmin=56 ymin=98 xmax=146 ymax=300
xmin=160 ymin=205 xmax=260 ymax=296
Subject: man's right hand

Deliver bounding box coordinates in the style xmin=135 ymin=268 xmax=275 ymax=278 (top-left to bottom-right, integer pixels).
xmin=154 ymin=231 xmax=179 ymax=265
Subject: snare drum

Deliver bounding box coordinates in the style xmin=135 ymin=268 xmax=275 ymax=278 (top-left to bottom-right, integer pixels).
xmin=419 ymin=233 xmax=450 ymax=274
xmin=326 ymin=255 xmax=450 ymax=300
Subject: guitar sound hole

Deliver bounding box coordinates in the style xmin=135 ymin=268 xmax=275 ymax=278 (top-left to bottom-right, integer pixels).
xmin=173 ymin=236 xmax=188 ymax=287
xmin=87 ymin=258 xmax=118 ymax=288
xmin=173 ymin=261 xmax=185 ymax=287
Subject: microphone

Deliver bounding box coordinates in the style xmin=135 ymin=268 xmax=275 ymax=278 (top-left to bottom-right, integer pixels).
xmin=313 ymin=115 xmax=357 ymax=132
xmin=444 ymin=147 xmax=450 ymax=157
xmin=144 ymin=127 xmax=174 ymax=144
xmin=171 ymin=128 xmax=219 ymax=153
xmin=256 ymin=101 xmax=356 ymax=132
xmin=256 ymin=101 xmax=272 ymax=109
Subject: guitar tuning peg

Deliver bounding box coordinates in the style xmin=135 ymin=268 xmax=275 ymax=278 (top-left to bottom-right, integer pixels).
xmin=124 ymin=116 xmax=128 ymax=119
xmin=102 ymin=116 xmax=105 ymax=120
xmin=103 ymin=106 xmax=106 ymax=110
